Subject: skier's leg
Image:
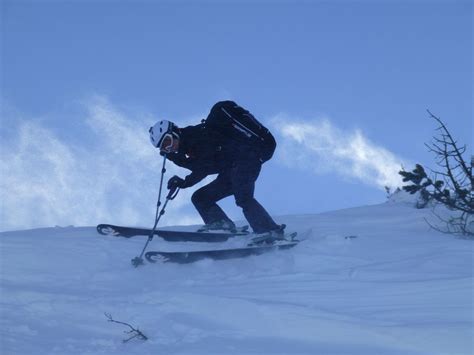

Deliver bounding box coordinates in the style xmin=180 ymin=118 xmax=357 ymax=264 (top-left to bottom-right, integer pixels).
xmin=232 ymin=157 xmax=280 ymax=234
xmin=191 ymin=172 xmax=234 ymax=226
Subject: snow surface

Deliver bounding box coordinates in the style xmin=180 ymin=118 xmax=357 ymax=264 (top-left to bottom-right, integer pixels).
xmin=1 ymin=199 xmax=473 ymax=355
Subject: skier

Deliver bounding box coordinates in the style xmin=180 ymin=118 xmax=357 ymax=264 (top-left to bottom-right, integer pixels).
xmin=149 ymin=100 xmax=285 ymax=238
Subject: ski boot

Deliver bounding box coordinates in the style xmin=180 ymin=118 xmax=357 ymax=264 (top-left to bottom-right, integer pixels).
xmin=250 ymin=224 xmax=287 ymax=245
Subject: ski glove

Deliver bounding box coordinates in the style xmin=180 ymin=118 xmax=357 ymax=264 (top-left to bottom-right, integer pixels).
xmin=168 ymin=175 xmax=185 ymax=190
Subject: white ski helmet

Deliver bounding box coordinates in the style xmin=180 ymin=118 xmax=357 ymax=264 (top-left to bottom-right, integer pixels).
xmin=149 ymin=120 xmax=178 ymax=148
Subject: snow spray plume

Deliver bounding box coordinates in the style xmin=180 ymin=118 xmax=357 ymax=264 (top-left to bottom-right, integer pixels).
xmin=0 ymin=97 xmax=200 ymax=231
xmin=271 ymin=116 xmax=408 ymax=190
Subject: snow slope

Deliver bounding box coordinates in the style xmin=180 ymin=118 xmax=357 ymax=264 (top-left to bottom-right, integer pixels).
xmin=1 ymin=199 xmax=473 ymax=355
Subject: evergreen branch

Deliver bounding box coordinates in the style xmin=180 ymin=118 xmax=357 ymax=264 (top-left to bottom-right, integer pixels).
xmin=398 ymin=111 xmax=473 ymax=236
xmin=427 ymin=110 xmax=471 ymax=181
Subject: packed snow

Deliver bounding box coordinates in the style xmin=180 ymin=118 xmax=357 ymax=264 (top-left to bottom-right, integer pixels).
xmin=1 ymin=195 xmax=473 ymax=355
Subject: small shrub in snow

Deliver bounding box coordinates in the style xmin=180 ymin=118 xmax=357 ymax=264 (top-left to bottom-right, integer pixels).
xmin=399 ymin=111 xmax=473 ymax=238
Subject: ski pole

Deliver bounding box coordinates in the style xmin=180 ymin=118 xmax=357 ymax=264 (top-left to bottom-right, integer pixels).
xmin=153 ymin=154 xmax=168 ymax=227
xmin=131 ymin=155 xmax=172 ymax=267
xmin=131 ymin=185 xmax=180 ymax=266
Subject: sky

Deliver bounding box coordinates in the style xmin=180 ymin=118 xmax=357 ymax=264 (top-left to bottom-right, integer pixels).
xmin=0 ymin=0 xmax=472 ymax=232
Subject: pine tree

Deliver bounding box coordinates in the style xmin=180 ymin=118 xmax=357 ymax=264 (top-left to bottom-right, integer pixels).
xmin=399 ymin=111 xmax=473 ymax=237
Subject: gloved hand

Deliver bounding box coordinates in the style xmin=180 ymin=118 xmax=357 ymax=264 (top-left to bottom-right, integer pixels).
xmin=167 ymin=175 xmax=185 ymax=190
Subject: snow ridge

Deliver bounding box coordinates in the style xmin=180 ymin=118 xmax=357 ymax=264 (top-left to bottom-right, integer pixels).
xmin=1 ymin=202 xmax=472 ymax=354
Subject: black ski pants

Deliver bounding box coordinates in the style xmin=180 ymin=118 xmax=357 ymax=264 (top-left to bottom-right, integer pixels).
xmin=191 ymin=154 xmax=279 ymax=234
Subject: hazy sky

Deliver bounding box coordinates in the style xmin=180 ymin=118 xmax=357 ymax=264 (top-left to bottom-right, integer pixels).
xmin=1 ymin=0 xmax=472 ymax=231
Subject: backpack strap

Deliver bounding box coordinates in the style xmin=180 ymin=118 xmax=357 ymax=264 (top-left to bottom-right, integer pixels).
xmin=220 ymin=105 xmax=264 ymax=140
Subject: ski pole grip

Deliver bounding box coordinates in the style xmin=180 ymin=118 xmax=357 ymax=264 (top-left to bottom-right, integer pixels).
xmin=167 ymin=186 xmax=180 ymax=200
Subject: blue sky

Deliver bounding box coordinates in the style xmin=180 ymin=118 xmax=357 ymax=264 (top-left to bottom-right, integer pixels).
xmin=1 ymin=0 xmax=472 ymax=231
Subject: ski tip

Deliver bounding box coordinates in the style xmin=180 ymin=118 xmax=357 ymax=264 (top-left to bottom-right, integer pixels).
xmin=145 ymin=252 xmax=171 ymax=264
xmin=96 ymin=224 xmax=112 ymax=235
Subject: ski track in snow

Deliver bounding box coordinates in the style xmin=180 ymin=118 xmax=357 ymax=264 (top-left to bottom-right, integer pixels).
xmin=0 ymin=201 xmax=473 ymax=355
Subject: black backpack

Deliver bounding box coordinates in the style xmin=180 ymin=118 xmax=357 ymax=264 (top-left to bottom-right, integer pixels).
xmin=203 ymin=101 xmax=276 ymax=162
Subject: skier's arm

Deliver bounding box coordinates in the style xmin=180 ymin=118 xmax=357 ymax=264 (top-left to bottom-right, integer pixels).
xmin=164 ymin=152 xmax=192 ymax=170
xmin=182 ymin=170 xmax=208 ymax=188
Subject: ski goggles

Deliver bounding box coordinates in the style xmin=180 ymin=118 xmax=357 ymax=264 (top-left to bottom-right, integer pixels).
xmin=159 ymin=133 xmax=177 ymax=153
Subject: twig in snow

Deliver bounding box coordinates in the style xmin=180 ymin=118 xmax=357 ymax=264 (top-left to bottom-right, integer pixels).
xmin=104 ymin=312 xmax=148 ymax=343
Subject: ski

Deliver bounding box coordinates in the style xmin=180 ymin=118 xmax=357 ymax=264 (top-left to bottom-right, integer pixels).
xmin=96 ymin=224 xmax=249 ymax=242
xmin=144 ymin=232 xmax=299 ymax=264
xmin=145 ymin=240 xmax=299 ymax=264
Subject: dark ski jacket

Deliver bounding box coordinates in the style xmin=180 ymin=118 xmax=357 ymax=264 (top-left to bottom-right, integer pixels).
xmin=165 ymin=101 xmax=276 ymax=188
xmin=165 ymin=123 xmax=234 ymax=187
